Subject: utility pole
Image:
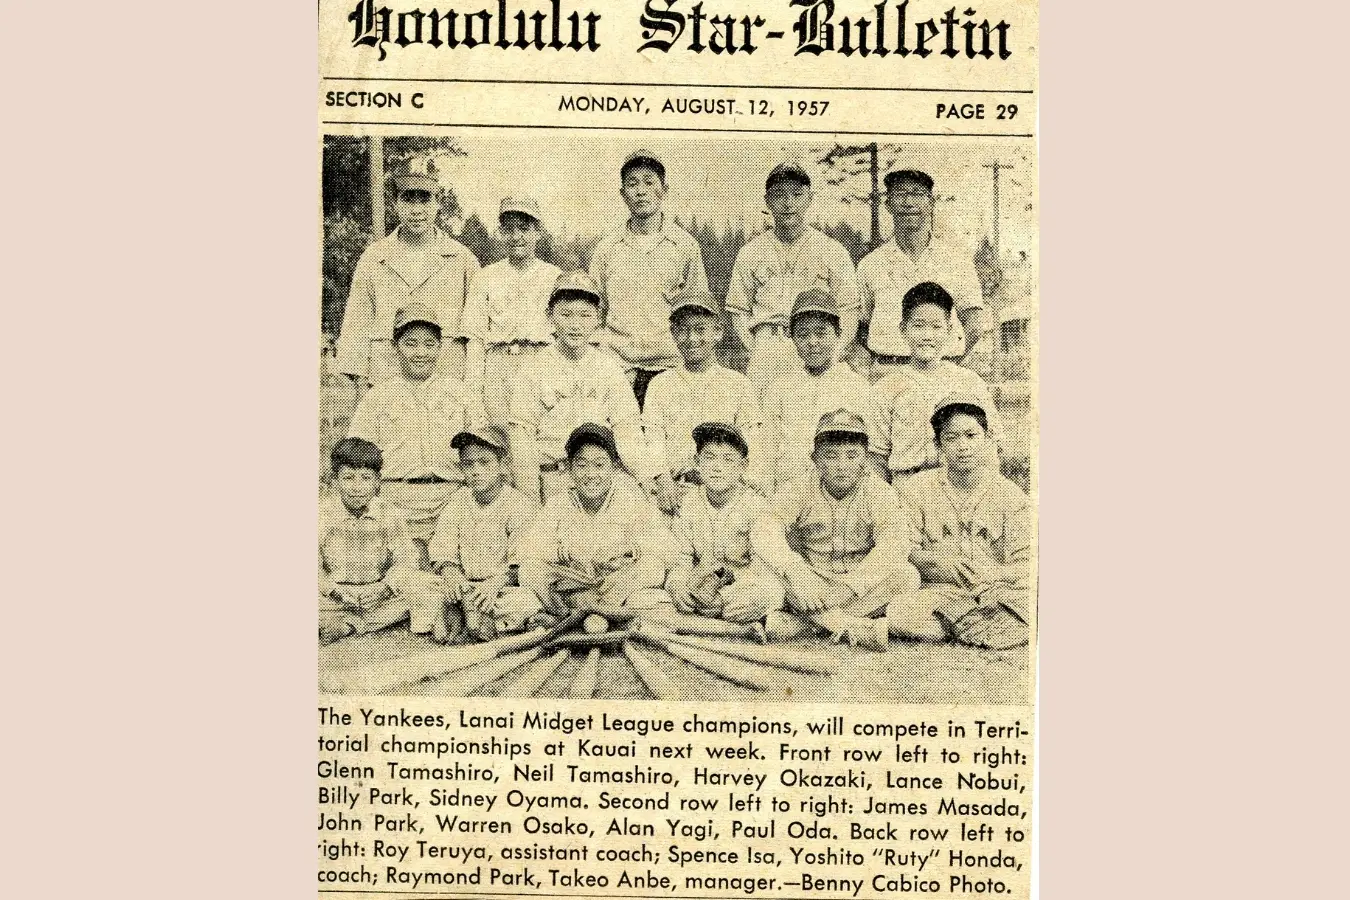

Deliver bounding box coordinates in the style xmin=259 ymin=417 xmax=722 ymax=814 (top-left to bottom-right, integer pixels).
xmin=982 ymin=161 xmax=1012 ymax=382
xmin=370 ymin=135 xmax=386 ymax=237
xmin=869 ymin=142 xmax=880 ymax=249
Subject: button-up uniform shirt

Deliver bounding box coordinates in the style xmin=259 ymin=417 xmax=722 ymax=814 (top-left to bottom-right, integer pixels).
xmin=319 ymin=494 xmax=419 ymax=586
xmin=752 ymin=473 xmax=907 ymax=599
xmin=508 ymin=344 xmax=660 ymax=482
xmin=428 ymin=485 xmax=533 ymax=580
xmin=671 ymin=486 xmax=768 ymax=575
xmin=725 ymin=227 xmax=861 ymax=329
xmin=873 ymin=362 xmax=1006 ymax=472
xmin=897 ymin=468 xmax=1030 ymax=576
xmin=461 ymin=258 xmax=560 ymax=346
xmin=588 ymin=219 xmax=709 ymax=371
xmin=857 ymin=234 xmax=983 ymax=357
xmin=347 ymin=373 xmax=487 ymax=483
xmin=762 ymin=363 xmax=885 ymax=488
xmin=517 ymin=476 xmax=674 ymax=599
xmin=641 ymin=364 xmax=765 ymax=484
xmin=334 ymin=226 xmax=480 ymax=382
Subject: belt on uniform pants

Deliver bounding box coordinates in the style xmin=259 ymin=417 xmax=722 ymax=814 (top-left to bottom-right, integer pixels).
xmin=488 ymin=341 xmax=547 ymax=355
xmin=539 ymin=460 xmax=567 ymax=473
xmin=384 ymin=475 xmax=451 ymax=484
xmin=674 ymin=471 xmax=703 ymax=486
xmin=752 ymin=323 xmax=788 ymax=337
xmin=891 ymin=462 xmax=938 ymax=478
xmin=872 ymin=352 xmax=909 ymax=365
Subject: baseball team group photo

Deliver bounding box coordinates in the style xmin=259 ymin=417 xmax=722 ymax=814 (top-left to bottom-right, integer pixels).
xmin=317 ymin=132 xmax=1036 ymax=703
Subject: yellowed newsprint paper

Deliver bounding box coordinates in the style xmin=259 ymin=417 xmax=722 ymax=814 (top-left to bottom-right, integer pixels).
xmin=318 ymin=2 xmax=1038 ymax=898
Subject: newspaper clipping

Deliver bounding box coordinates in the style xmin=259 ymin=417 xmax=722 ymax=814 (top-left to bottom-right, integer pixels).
xmin=318 ymin=1 xmax=1038 ymax=896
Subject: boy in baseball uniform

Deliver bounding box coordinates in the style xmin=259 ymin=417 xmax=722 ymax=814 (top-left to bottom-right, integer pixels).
xmin=589 ymin=150 xmax=709 ymax=408
xmin=761 ymin=289 xmax=887 ymax=494
xmin=642 ymin=291 xmax=766 ymax=496
xmin=874 ymin=282 xmax=1005 ymax=482
xmin=667 ymin=423 xmax=780 ymax=640
xmin=752 ymin=411 xmax=920 ymax=651
xmin=346 ymin=305 xmax=489 ymax=547
xmin=727 ymin=161 xmax=861 ymax=398
xmin=319 ymin=437 xmax=450 ymax=644
xmin=517 ymin=424 xmax=675 ymax=622
xmin=461 ymin=197 xmax=559 ymax=426
xmin=508 ymin=272 xmax=671 ymax=506
xmin=890 ymin=395 xmax=1030 ymax=650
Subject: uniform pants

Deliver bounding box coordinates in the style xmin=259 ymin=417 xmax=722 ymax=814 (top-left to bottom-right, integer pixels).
xmin=766 ymin=566 xmax=921 ymax=646
xmin=746 ymin=331 xmax=800 ymax=401
xmin=319 ymin=567 xmax=446 ymax=638
xmin=629 ymin=368 xmax=663 ymax=410
xmin=483 ymin=344 xmax=545 ymax=427
xmin=380 ymin=480 xmax=457 ymax=544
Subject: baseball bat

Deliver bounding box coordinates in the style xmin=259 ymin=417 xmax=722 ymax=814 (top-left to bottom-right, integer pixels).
xmin=662 ymin=632 xmax=841 ymax=675
xmin=497 ymin=649 xmax=571 ymax=698
xmin=568 ymin=647 xmax=602 ymax=699
xmin=544 ymin=630 xmax=631 ymax=651
xmin=633 ymin=630 xmax=777 ymax=692
xmin=653 ymin=610 xmax=761 ymax=639
xmin=438 ymin=647 xmax=544 ymax=695
xmin=320 ymin=628 xmax=546 ymax=694
xmin=622 ymin=641 xmax=682 ymax=701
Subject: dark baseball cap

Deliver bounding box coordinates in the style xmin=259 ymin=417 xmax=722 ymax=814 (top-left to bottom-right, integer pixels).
xmin=693 ymin=422 xmax=749 ymax=457
xmin=884 ymin=169 xmax=934 ymax=192
xmin=393 ymin=157 xmax=440 ymax=194
xmin=670 ymin=290 xmax=724 ymax=320
xmin=767 ymin=162 xmax=811 ymax=190
xmin=564 ymin=423 xmax=619 ymax=461
xmin=931 ymin=393 xmax=989 ymax=436
xmin=790 ymin=288 xmax=839 ymax=325
xmin=621 ymin=150 xmax=665 ymax=182
xmin=392 ymin=304 xmax=442 ymax=338
xmin=901 ymin=281 xmax=955 ymax=319
xmin=815 ymin=408 xmax=869 ymax=444
xmin=548 ymin=270 xmax=604 ymax=309
xmin=451 ymin=425 xmax=510 ymax=455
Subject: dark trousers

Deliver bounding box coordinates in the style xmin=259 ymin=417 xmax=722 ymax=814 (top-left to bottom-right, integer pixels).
xmin=631 ymin=367 xmax=662 ymax=410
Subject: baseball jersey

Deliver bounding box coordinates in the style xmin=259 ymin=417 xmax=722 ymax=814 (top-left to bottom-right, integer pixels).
xmin=642 ymin=364 xmax=764 ymax=480
xmin=461 ymin=258 xmax=560 ymax=346
xmin=507 ymin=344 xmax=661 ymax=482
xmin=873 ymin=362 xmax=1007 ymax=472
xmin=347 ymin=373 xmax=487 ymax=482
xmin=518 ymin=476 xmax=673 ymax=578
xmin=857 ymin=235 xmax=983 ymax=357
xmin=318 ymin=494 xmax=418 ymax=586
xmin=897 ymin=468 xmax=1031 ymax=575
xmin=670 ymin=485 xmax=769 ymax=575
xmin=334 ymin=226 xmax=480 ymax=381
xmin=753 ymin=472 xmax=909 ymax=599
xmin=725 ymin=227 xmax=861 ymax=329
xmin=428 ymin=484 xmax=533 ymax=580
xmin=761 ymin=363 xmax=885 ymax=485
xmin=588 ymin=219 xmax=709 ymax=370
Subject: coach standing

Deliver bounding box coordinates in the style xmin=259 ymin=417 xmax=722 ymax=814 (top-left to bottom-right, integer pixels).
xmin=857 ymin=169 xmax=987 ymax=379
xmin=589 ymin=150 xmax=709 ymax=408
xmin=334 ymin=157 xmax=480 ymax=387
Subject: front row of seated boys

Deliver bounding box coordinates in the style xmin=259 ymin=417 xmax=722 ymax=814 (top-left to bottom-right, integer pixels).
xmin=320 ymin=393 xmax=1030 ymax=652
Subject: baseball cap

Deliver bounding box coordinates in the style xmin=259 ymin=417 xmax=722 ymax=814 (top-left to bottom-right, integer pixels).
xmin=392 ymin=304 xmax=441 ymax=337
xmin=548 ymin=270 xmax=604 ymax=306
xmin=901 ymin=281 xmax=955 ymax=320
xmin=884 ymin=169 xmax=934 ymax=193
xmin=766 ymin=162 xmax=811 ymax=190
xmin=621 ymin=150 xmax=666 ymax=182
xmin=790 ymin=288 xmax=839 ymax=325
xmin=692 ymin=422 xmax=749 ymax=457
xmin=931 ymin=393 xmax=989 ymax=435
xmin=815 ymin=409 xmax=869 ymax=443
xmin=393 ymin=157 xmax=440 ymax=194
xmin=451 ymin=425 xmax=510 ymax=455
xmin=564 ymin=423 xmax=619 ymax=461
xmin=670 ymin=290 xmax=724 ymax=320
xmin=499 ymin=196 xmax=542 ymax=225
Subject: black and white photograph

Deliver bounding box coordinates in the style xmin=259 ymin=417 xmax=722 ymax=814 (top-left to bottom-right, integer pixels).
xmin=317 ymin=132 xmax=1037 ymax=703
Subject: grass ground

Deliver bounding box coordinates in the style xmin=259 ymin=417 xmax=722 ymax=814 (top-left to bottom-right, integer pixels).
xmin=319 ymin=627 xmax=1030 ymax=704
